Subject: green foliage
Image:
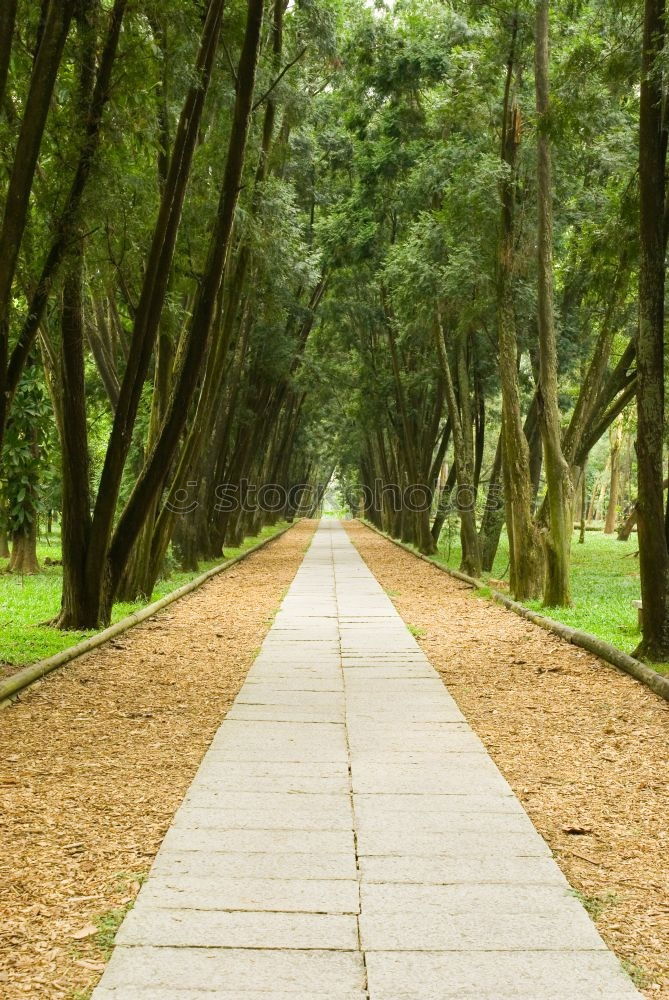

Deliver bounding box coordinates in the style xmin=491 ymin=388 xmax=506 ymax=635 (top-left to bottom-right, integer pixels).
xmin=0 ymin=370 xmax=52 ymax=535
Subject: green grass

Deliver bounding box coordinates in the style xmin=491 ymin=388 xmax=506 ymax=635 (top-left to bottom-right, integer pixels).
xmin=67 ymin=873 xmax=147 ymax=1000
xmin=407 ymin=623 xmax=426 ymax=639
xmin=0 ymin=522 xmax=289 ymax=669
xmin=93 ymin=872 xmax=146 ymax=958
xmin=432 ymin=527 xmax=664 ymax=667
xmin=620 ymin=959 xmax=652 ymax=990
xmin=569 ymin=888 xmax=618 ymax=921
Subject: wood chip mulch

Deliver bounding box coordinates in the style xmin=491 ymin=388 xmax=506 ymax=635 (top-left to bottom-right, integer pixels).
xmin=0 ymin=520 xmax=317 ymax=1000
xmin=346 ymin=521 xmax=669 ymax=999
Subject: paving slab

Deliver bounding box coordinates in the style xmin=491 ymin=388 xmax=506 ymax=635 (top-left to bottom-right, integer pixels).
xmin=358 ymin=854 xmax=570 ymax=885
xmin=360 ymin=908 xmax=606 ymax=952
xmin=360 ymin=880 xmax=591 ymax=911
xmin=350 ymin=763 xmax=513 ymax=796
xmin=354 ymin=809 xmax=539 ymax=836
xmin=93 ymin=521 xmax=641 ymax=1000
xmin=365 ymin=951 xmax=641 ymax=999
xmin=182 ymin=790 xmax=353 ymax=812
xmin=227 ymin=705 xmax=346 ymax=723
xmin=117 ymin=908 xmax=359 ymax=949
xmin=99 ymin=947 xmax=366 ymax=993
xmin=353 ymin=791 xmax=530 ymax=814
xmin=137 ymin=875 xmax=360 ymax=913
xmin=235 ymin=690 xmax=346 ymax=707
xmin=151 ymin=850 xmax=358 ymax=881
xmin=95 ymin=992 xmax=367 ymax=1000
xmin=192 ymin=752 xmax=348 ymax=794
xmin=171 ymin=805 xmax=353 ymax=832
xmin=191 ymin=772 xmax=350 ymax=794
xmin=160 ymin=827 xmax=355 ymax=855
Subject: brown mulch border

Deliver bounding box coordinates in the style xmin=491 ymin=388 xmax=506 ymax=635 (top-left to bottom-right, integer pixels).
xmin=0 ymin=520 xmax=317 ymax=1000
xmin=362 ymin=520 xmax=669 ymax=702
xmin=346 ymin=520 xmax=669 ymax=998
xmin=0 ymin=521 xmax=298 ymax=704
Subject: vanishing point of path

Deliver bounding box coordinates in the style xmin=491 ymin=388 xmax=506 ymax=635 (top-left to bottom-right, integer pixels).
xmin=92 ymin=520 xmax=642 ymax=999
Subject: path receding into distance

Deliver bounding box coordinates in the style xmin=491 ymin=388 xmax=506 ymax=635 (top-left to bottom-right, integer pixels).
xmin=92 ymin=520 xmax=641 ymax=999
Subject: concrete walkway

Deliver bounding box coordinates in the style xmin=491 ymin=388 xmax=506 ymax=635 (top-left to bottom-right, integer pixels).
xmin=93 ymin=520 xmax=641 ymax=999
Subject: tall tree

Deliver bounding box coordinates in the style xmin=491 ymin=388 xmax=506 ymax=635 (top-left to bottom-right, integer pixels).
xmin=57 ymin=0 xmax=230 ymax=627
xmin=636 ymin=0 xmax=669 ymax=658
xmin=534 ymin=0 xmax=573 ymax=606
xmin=497 ymin=13 xmax=544 ymax=600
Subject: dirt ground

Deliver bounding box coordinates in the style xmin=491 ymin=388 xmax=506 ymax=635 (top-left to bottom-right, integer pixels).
xmin=0 ymin=520 xmax=316 ymax=1000
xmin=345 ymin=521 xmax=669 ymax=997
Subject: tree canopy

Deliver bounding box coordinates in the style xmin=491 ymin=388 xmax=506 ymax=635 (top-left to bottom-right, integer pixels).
xmin=1 ymin=0 xmax=668 ymax=661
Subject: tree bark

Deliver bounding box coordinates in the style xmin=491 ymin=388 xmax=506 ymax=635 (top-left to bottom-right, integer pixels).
xmin=636 ymin=0 xmax=669 ymax=658
xmin=497 ymin=17 xmax=544 ymax=600
xmin=0 ymin=525 xmax=9 ymax=559
xmin=534 ymin=0 xmax=573 ymax=607
xmin=618 ymin=503 xmax=639 ymax=541
xmin=579 ymin=464 xmax=587 ymax=543
xmin=57 ymin=260 xmax=96 ymax=626
xmin=435 ymin=316 xmax=481 ymax=577
xmin=479 ymin=430 xmax=504 ymax=573
xmin=8 ymin=523 xmax=39 ymax=575
xmin=0 ymin=0 xmax=18 ymax=112
xmin=604 ymin=420 xmax=623 ymax=534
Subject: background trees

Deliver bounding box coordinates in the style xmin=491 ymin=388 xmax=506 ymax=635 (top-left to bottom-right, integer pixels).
xmin=1 ymin=0 xmax=668 ymax=662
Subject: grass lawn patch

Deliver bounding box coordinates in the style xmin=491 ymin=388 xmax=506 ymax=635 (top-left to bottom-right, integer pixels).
xmin=433 ymin=527 xmax=669 ymax=675
xmin=0 ymin=522 xmax=289 ymax=670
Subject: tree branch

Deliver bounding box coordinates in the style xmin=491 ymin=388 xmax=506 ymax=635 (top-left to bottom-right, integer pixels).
xmin=252 ymin=45 xmax=307 ymax=111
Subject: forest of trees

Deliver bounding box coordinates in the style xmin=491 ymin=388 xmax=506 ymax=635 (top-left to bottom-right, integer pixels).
xmin=1 ymin=0 xmax=669 ymax=660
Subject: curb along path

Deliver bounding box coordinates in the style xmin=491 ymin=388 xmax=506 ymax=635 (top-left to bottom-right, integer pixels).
xmin=92 ymin=520 xmax=642 ymax=999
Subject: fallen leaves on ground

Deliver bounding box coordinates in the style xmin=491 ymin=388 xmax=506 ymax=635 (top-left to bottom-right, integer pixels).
xmin=0 ymin=521 xmax=316 ymax=1000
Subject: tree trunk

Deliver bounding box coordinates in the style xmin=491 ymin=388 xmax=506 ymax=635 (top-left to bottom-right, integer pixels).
xmin=8 ymin=523 xmax=39 ymax=575
xmin=497 ymin=19 xmax=544 ymax=600
xmin=478 ymin=430 xmax=504 ymax=573
xmin=56 ymin=260 xmax=95 ymax=627
xmin=579 ymin=464 xmax=587 ymax=544
xmin=535 ymin=0 xmax=573 ymax=607
xmin=636 ymin=0 xmax=669 ymax=658
xmin=604 ymin=420 xmax=623 ymax=534
xmin=0 ymin=0 xmax=18 ymax=112
xmin=77 ymin=0 xmax=228 ymax=622
xmin=105 ymin=0 xmax=265 ymax=604
xmin=116 ymin=332 xmax=173 ymax=601
xmin=56 ymin=0 xmax=228 ymax=628
xmin=431 ymin=463 xmax=457 ymax=547
xmin=618 ymin=504 xmax=638 ymax=541
xmin=435 ymin=316 xmax=481 ymax=577
xmin=384 ymin=293 xmax=437 ymax=555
